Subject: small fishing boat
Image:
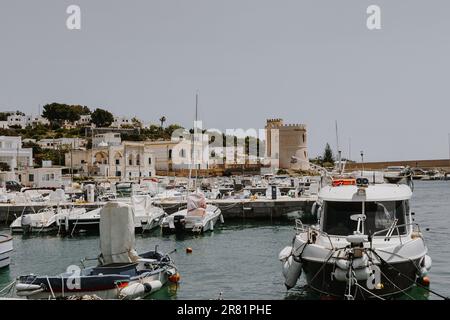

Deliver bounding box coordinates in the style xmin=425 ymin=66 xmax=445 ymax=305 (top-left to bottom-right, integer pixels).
xmin=0 ymin=233 xmax=13 ymax=268
xmin=279 ymin=175 xmax=432 ymax=300
xmin=15 ymin=202 xmax=179 ymax=299
xmin=161 ymin=192 xmax=223 ymax=234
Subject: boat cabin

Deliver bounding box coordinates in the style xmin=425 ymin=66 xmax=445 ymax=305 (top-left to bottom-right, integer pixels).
xmin=316 ymin=180 xmax=412 ymax=238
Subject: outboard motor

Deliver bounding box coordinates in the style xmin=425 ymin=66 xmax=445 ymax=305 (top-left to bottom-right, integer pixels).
xmin=173 ymin=215 xmax=186 ymax=232
xmin=21 ymin=214 xmax=32 ymax=234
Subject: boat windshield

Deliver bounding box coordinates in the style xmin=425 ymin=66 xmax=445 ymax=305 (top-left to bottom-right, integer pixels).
xmin=322 ymin=200 xmax=407 ymax=236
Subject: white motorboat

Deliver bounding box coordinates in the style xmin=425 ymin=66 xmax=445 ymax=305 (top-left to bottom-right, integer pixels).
xmin=131 ymin=195 xmax=166 ymax=232
xmin=58 ymin=195 xmax=166 ymax=234
xmin=161 ymin=192 xmax=224 ymax=234
xmin=15 ymin=202 xmax=179 ymax=299
xmin=0 ymin=233 xmax=13 ymax=268
xmin=10 ymin=206 xmax=87 ymax=234
xmin=279 ymin=176 xmax=432 ymax=299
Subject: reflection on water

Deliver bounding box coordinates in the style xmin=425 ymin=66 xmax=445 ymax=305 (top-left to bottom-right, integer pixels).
xmin=1 ymin=181 xmax=449 ymax=300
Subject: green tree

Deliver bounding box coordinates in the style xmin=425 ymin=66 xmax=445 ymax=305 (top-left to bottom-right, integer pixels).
xmin=159 ymin=116 xmax=166 ymax=128
xmin=71 ymin=105 xmax=91 ymax=115
xmin=91 ymin=108 xmax=114 ymax=127
xmin=42 ymin=103 xmax=81 ymax=125
xmin=323 ymin=143 xmax=334 ymax=164
xmin=131 ymin=117 xmax=142 ymax=128
xmin=0 ymin=162 xmax=10 ymax=171
xmin=0 ymin=112 xmax=14 ymax=121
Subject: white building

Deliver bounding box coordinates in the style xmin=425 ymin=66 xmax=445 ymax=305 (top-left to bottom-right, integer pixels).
xmin=0 ymin=121 xmax=8 ymax=129
xmin=65 ymin=141 xmax=156 ymax=180
xmin=17 ymin=165 xmax=64 ymax=188
xmin=0 ymin=136 xmax=33 ymax=171
xmin=111 ymin=116 xmax=131 ymax=128
xmin=92 ymin=133 xmax=121 ymax=148
xmin=7 ymin=114 xmax=49 ymax=128
xmin=37 ymin=137 xmax=87 ymax=150
xmin=74 ymin=114 xmax=92 ymax=126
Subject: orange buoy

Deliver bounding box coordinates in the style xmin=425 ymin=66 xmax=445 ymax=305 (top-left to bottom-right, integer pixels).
xmin=168 ymin=273 xmax=181 ymax=283
xmin=421 ymin=276 xmax=430 ymax=286
xmin=186 ymin=247 xmax=193 ymax=254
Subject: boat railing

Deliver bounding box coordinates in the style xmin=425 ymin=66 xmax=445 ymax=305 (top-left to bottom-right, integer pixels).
xmin=371 ymin=223 xmax=422 ymax=245
xmin=294 ymin=219 xmax=335 ymax=250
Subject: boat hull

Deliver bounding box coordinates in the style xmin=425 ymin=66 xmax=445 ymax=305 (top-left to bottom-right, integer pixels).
xmin=16 ymin=251 xmax=176 ymax=299
xmin=301 ymin=258 xmax=421 ymax=299
xmin=0 ymin=234 xmax=13 ymax=268
xmin=161 ymin=209 xmax=222 ymax=234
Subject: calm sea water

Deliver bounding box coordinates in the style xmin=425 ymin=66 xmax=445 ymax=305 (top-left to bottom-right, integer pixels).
xmin=1 ymin=180 xmax=449 ymax=300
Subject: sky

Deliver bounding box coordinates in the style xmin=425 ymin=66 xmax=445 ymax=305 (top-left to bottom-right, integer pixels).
xmin=1 ymin=0 xmax=450 ymax=161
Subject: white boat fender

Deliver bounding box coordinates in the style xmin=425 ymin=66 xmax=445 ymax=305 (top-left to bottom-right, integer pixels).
xmin=65 ymin=216 xmax=69 ymax=232
xmin=15 ymin=288 xmax=45 ymax=297
xmin=332 ymin=268 xmax=349 ymax=282
xmin=353 ymin=267 xmax=371 ymax=281
xmin=278 ymin=246 xmax=293 ymax=262
xmin=332 ymin=267 xmax=370 ymax=281
xmin=282 ymin=255 xmax=302 ymax=289
xmin=419 ymin=255 xmax=432 ymax=276
xmin=335 ymin=259 xmax=350 ymax=270
xmin=120 ymin=280 xmax=162 ymax=300
xmin=219 ymin=214 xmax=224 ymax=224
xmin=351 ymin=255 xmax=369 ymax=269
xmin=16 ymin=283 xmax=43 ymax=291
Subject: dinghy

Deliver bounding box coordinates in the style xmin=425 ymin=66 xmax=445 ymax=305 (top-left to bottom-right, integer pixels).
xmin=161 ymin=192 xmax=223 ymax=234
xmin=15 ymin=202 xmax=179 ymax=299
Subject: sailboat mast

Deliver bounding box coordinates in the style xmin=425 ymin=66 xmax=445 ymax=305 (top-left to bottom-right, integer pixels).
xmin=194 ymin=92 xmax=199 ymax=191
xmin=188 ymin=92 xmax=199 ymax=192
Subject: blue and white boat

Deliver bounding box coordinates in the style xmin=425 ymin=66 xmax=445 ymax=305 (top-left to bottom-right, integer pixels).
xmin=15 ymin=202 xmax=179 ymax=299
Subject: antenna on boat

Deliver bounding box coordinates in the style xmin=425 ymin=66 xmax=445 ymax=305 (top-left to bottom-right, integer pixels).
xmin=360 ymin=150 xmax=364 ymax=176
xmin=335 ymin=120 xmax=342 ymax=174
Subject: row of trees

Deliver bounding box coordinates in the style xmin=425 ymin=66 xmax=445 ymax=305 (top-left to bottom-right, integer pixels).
xmin=41 ymin=103 xmax=172 ymax=130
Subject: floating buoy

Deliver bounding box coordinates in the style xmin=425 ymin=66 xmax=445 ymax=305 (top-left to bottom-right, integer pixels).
xmin=169 ymin=273 xmax=181 ymax=283
xmin=420 ymin=276 xmax=430 ymax=286
xmin=186 ymin=247 xmax=193 ymax=254
xmin=375 ymin=283 xmax=384 ymax=290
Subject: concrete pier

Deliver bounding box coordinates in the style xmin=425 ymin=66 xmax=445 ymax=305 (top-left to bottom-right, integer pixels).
xmin=0 ymin=196 xmax=317 ymax=225
xmin=155 ymin=197 xmax=317 ymax=219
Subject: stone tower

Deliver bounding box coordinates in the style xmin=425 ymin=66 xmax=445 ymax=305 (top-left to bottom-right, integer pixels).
xmin=265 ymin=119 xmax=309 ymax=170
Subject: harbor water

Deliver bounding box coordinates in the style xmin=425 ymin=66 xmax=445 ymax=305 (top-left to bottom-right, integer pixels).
xmin=1 ymin=180 xmax=449 ymax=300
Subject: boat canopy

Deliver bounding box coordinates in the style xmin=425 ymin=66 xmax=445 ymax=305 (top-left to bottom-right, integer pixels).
xmin=319 ymin=184 xmax=412 ymax=202
xmin=99 ymin=202 xmax=139 ymax=265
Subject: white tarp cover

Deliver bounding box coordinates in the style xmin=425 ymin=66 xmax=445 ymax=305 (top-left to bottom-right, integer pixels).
xmin=131 ymin=195 xmax=151 ymax=216
xmin=48 ymin=189 xmax=65 ymax=202
xmin=99 ymin=202 xmax=139 ymax=265
xmin=187 ymin=192 xmax=207 ymax=212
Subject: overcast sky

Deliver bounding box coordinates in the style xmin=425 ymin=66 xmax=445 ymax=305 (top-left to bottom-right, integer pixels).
xmin=1 ymin=0 xmax=450 ymax=161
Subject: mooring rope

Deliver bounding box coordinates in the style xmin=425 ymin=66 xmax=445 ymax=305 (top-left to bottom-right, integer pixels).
xmin=370 ymin=249 xmax=449 ymax=300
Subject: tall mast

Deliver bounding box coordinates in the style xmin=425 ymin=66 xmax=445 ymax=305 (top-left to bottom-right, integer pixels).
xmin=335 ymin=120 xmax=341 ymax=173
xmin=188 ymin=92 xmax=199 ymax=192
